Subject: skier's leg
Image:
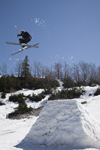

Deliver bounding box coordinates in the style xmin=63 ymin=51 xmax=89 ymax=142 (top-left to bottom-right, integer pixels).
xmin=19 ymin=38 xmax=26 ymax=47
xmin=19 ymin=38 xmax=26 ymax=44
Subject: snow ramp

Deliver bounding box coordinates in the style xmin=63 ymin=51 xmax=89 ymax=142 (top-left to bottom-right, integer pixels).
xmin=16 ymin=100 xmax=100 ymax=150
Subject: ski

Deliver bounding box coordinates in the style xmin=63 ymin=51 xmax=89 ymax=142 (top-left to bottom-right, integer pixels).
xmin=6 ymin=41 xmax=39 ymax=48
xmin=6 ymin=42 xmax=21 ymax=46
xmin=6 ymin=42 xmax=39 ymax=56
xmin=11 ymin=46 xmax=29 ymax=56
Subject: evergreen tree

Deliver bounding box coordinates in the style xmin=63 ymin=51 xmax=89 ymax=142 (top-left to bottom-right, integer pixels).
xmin=21 ymin=56 xmax=31 ymax=78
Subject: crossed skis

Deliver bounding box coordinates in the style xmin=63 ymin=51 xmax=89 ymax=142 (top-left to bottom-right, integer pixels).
xmin=6 ymin=42 xmax=39 ymax=56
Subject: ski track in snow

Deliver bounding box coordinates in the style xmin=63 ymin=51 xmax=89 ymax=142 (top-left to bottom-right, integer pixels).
xmin=0 ymin=81 xmax=100 ymax=150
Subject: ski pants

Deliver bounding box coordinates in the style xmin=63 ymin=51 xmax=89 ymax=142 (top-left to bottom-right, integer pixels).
xmin=19 ymin=37 xmax=31 ymax=44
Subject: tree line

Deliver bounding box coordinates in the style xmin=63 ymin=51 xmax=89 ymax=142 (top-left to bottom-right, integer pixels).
xmin=0 ymin=56 xmax=100 ymax=86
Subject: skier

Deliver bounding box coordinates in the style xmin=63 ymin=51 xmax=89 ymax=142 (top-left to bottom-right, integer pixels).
xmin=17 ymin=30 xmax=32 ymax=46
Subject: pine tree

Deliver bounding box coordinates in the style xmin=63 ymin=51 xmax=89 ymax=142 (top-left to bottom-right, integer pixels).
xmin=21 ymin=56 xmax=31 ymax=78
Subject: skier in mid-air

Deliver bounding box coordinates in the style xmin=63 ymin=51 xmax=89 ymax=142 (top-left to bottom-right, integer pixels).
xmin=17 ymin=30 xmax=32 ymax=46
xmin=6 ymin=29 xmax=39 ymax=56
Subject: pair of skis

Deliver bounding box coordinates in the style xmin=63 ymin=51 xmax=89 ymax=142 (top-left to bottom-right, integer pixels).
xmin=6 ymin=42 xmax=39 ymax=56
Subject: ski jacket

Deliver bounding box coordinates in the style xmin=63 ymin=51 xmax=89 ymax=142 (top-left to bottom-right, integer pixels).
xmin=18 ymin=32 xmax=32 ymax=40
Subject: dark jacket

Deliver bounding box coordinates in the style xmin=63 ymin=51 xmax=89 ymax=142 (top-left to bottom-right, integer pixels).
xmin=18 ymin=32 xmax=32 ymax=41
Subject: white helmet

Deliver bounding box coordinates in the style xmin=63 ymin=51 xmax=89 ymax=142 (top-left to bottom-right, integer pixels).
xmin=20 ymin=30 xmax=25 ymax=33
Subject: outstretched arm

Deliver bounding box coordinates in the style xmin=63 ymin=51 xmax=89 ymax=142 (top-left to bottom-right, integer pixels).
xmin=17 ymin=33 xmax=22 ymax=37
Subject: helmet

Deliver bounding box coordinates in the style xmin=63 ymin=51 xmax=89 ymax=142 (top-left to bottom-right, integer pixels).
xmin=20 ymin=30 xmax=25 ymax=33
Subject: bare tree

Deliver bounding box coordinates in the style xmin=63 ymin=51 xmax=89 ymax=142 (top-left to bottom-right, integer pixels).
xmin=89 ymin=63 xmax=97 ymax=84
xmin=72 ymin=61 xmax=96 ymax=85
xmin=79 ymin=61 xmax=90 ymax=84
xmin=72 ymin=63 xmax=81 ymax=84
xmin=42 ymin=65 xmax=55 ymax=79
xmin=63 ymin=62 xmax=71 ymax=79
xmin=54 ymin=62 xmax=62 ymax=79
xmin=1 ymin=62 xmax=7 ymax=75
xmin=33 ymin=61 xmax=43 ymax=77
xmin=0 ymin=66 xmax=1 ymax=75
xmin=14 ymin=60 xmax=22 ymax=77
xmin=96 ymin=66 xmax=100 ymax=85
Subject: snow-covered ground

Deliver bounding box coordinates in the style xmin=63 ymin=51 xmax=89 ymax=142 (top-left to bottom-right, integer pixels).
xmin=1 ymin=83 xmax=100 ymax=150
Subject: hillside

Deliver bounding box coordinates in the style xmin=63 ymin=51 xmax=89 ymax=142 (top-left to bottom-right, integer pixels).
xmin=0 ymin=81 xmax=100 ymax=149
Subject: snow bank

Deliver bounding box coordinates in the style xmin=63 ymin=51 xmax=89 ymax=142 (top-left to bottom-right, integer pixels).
xmin=16 ymin=100 xmax=100 ymax=150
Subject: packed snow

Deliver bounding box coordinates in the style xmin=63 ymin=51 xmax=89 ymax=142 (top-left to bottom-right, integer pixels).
xmin=16 ymin=100 xmax=100 ymax=150
xmin=1 ymin=82 xmax=100 ymax=150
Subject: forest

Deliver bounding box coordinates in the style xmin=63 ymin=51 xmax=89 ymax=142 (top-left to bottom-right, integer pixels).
xmin=0 ymin=55 xmax=100 ymax=88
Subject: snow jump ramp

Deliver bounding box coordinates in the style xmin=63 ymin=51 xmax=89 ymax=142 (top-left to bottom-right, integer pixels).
xmin=16 ymin=100 xmax=100 ymax=150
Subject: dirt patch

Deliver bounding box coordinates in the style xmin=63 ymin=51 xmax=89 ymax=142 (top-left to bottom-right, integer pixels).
xmin=6 ymin=106 xmax=43 ymax=119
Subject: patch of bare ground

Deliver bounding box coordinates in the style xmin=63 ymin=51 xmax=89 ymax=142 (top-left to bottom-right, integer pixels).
xmin=6 ymin=106 xmax=43 ymax=119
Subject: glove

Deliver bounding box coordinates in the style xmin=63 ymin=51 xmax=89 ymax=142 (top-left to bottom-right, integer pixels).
xmin=17 ymin=34 xmax=19 ymax=37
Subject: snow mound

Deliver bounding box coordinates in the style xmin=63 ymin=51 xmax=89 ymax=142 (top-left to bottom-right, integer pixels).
xmin=16 ymin=100 xmax=100 ymax=150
